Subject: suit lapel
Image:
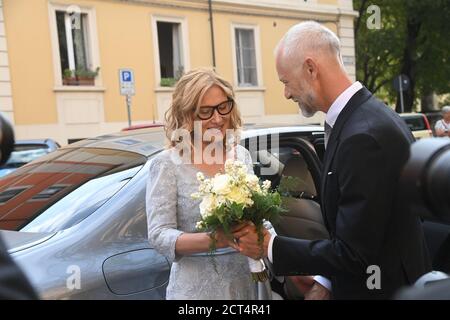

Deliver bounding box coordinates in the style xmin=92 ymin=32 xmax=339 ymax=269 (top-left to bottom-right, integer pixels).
xmin=320 ymin=87 xmax=373 ymax=227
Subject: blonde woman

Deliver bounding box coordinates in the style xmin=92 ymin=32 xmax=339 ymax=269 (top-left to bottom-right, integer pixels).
xmin=146 ymin=68 xmax=257 ymax=299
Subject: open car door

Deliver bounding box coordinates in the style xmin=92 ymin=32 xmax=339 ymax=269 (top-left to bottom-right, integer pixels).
xmin=244 ymin=134 xmax=328 ymax=299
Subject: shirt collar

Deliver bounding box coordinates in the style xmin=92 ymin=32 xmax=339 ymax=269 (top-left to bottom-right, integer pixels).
xmin=325 ymin=81 xmax=363 ymax=128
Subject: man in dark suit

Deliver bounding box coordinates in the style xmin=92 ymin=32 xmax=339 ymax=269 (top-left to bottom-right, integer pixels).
xmin=233 ymin=21 xmax=431 ymax=299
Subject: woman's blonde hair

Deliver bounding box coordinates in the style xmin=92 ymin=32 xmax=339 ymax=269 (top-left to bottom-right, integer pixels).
xmin=164 ymin=68 xmax=242 ymax=147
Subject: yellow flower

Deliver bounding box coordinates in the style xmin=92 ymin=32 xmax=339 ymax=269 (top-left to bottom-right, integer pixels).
xmin=227 ymin=186 xmax=251 ymax=205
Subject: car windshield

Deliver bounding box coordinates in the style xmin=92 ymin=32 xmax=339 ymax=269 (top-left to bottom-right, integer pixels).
xmin=1 ymin=144 xmax=49 ymax=168
xmin=0 ymin=147 xmax=147 ymax=232
xmin=402 ymin=116 xmax=427 ymax=131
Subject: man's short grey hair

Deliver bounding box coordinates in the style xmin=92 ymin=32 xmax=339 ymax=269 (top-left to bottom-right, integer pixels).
xmin=442 ymin=106 xmax=450 ymax=114
xmin=276 ymin=21 xmax=343 ymax=65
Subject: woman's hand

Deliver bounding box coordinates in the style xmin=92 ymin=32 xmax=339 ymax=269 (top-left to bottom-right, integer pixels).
xmin=214 ymin=229 xmax=239 ymax=250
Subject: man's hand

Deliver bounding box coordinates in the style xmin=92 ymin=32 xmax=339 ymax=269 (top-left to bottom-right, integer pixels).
xmin=232 ymin=222 xmax=270 ymax=259
xmin=289 ymin=276 xmax=316 ymax=295
xmin=304 ymin=282 xmax=331 ymax=300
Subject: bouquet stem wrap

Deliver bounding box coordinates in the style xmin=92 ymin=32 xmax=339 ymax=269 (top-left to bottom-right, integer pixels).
xmin=248 ymin=257 xmax=269 ymax=282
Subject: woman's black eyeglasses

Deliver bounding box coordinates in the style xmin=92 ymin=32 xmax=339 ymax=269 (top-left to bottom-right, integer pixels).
xmin=197 ymin=99 xmax=234 ymax=120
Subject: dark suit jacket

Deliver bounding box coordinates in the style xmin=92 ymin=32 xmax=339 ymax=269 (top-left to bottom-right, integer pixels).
xmin=273 ymin=87 xmax=431 ymax=299
xmin=0 ymin=235 xmax=38 ymax=299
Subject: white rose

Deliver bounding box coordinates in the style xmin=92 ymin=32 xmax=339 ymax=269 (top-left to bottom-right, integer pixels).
xmin=212 ymin=174 xmax=231 ymax=195
xmin=199 ymin=194 xmax=216 ymax=218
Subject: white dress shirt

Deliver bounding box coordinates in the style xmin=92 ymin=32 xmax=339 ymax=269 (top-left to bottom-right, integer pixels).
xmin=325 ymin=81 xmax=363 ymax=128
xmin=268 ymin=81 xmax=363 ymax=292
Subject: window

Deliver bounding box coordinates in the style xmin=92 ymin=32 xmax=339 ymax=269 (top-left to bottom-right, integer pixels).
xmin=31 ymin=185 xmax=68 ymax=201
xmin=0 ymin=187 xmax=29 ymax=205
xmin=56 ymin=11 xmax=90 ymax=75
xmin=152 ymin=16 xmax=189 ymax=87
xmin=22 ymin=165 xmax=143 ymax=232
xmin=2 ymin=146 xmax=48 ymax=168
xmin=250 ymin=146 xmax=314 ymax=193
xmin=157 ymin=22 xmax=183 ymax=80
xmin=50 ymin=5 xmax=100 ymax=87
xmin=235 ymin=28 xmax=258 ymax=87
xmin=402 ymin=115 xmax=427 ymax=131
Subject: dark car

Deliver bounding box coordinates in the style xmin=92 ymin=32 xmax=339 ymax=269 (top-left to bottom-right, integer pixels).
xmin=399 ymin=113 xmax=433 ymax=140
xmin=0 ymin=125 xmax=447 ymax=299
xmin=0 ymin=139 xmax=60 ymax=178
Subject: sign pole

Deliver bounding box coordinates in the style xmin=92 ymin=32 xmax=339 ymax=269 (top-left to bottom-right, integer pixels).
xmin=399 ymin=75 xmax=404 ymax=114
xmin=119 ymin=69 xmax=135 ymax=128
xmin=126 ymin=94 xmax=132 ymax=127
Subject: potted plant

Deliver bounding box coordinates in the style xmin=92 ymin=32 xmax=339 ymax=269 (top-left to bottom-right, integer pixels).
xmin=62 ymin=69 xmax=77 ymax=86
xmin=160 ymin=77 xmax=177 ymax=87
xmin=75 ymin=67 xmax=100 ymax=86
xmin=159 ymin=66 xmax=185 ymax=87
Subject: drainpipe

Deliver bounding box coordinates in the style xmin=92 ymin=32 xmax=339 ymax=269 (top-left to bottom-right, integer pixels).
xmin=208 ymin=0 xmax=216 ymax=68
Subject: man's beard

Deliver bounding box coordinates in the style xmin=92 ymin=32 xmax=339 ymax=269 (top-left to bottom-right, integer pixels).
xmin=297 ymin=92 xmax=317 ymax=118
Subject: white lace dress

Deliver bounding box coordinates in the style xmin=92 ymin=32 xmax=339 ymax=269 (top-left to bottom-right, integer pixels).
xmin=146 ymin=145 xmax=257 ymax=300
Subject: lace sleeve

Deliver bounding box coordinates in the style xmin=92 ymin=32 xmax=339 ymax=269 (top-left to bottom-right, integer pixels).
xmin=236 ymin=144 xmax=254 ymax=174
xmin=146 ymin=153 xmax=184 ymax=263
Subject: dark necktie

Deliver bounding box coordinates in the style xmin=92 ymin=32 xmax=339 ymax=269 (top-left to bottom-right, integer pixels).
xmin=324 ymin=121 xmax=332 ymax=149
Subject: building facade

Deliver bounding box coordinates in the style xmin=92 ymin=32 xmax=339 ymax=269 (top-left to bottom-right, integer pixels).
xmin=2 ymin=0 xmax=357 ymax=145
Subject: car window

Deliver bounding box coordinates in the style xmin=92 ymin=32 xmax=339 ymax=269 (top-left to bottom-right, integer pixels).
xmin=0 ymin=148 xmax=146 ymax=232
xmin=2 ymin=144 xmax=49 ymax=168
xmin=21 ymin=165 xmax=142 ymax=233
xmin=250 ymin=146 xmax=317 ymax=197
xmin=402 ymin=116 xmax=426 ymax=131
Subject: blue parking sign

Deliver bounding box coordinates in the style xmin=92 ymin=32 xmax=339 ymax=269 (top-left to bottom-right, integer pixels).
xmin=119 ymin=69 xmax=135 ymax=96
xmin=122 ymin=71 xmax=132 ymax=82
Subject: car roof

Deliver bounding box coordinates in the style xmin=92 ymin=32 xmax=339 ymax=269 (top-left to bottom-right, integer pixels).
xmin=399 ymin=113 xmax=425 ymax=118
xmin=15 ymin=139 xmax=56 ymax=145
xmin=121 ymin=123 xmax=164 ymax=131
xmin=64 ymin=124 xmax=324 ymax=157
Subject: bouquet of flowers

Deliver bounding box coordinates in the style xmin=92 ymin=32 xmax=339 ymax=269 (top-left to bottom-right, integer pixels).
xmin=192 ymin=159 xmax=284 ymax=282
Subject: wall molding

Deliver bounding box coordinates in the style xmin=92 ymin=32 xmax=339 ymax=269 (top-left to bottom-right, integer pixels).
xmin=115 ymin=0 xmax=358 ymax=22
